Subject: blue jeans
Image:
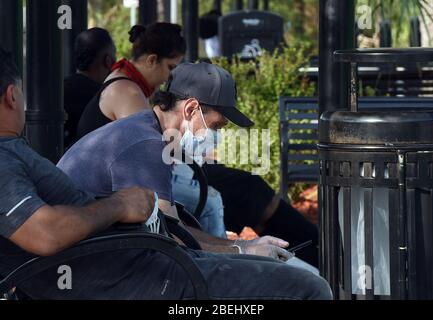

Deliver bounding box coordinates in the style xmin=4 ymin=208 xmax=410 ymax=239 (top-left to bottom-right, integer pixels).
xmin=286 ymin=256 xmax=320 ymax=275
xmin=181 ymin=249 xmax=332 ymax=300
xmin=172 ymin=172 xmax=227 ymax=239
xmin=22 ymin=248 xmax=332 ymax=299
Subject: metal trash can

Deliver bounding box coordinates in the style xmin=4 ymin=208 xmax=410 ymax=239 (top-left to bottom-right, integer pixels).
xmin=319 ymin=48 xmax=433 ymax=300
xmin=219 ymin=10 xmax=284 ymax=59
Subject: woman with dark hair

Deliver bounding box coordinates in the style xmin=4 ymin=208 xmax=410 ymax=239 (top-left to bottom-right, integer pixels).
xmin=76 ymin=22 xmax=186 ymax=140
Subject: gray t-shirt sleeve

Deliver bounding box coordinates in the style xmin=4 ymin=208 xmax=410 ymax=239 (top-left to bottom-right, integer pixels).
xmin=0 ymin=162 xmax=46 ymax=238
xmin=109 ymin=139 xmax=172 ymax=202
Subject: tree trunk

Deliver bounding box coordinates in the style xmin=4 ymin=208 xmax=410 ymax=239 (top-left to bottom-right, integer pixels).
xmin=420 ymin=0 xmax=433 ymax=46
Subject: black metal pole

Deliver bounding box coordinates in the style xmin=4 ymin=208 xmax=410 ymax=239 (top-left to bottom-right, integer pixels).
xmin=63 ymin=0 xmax=87 ymax=77
xmin=318 ymin=0 xmax=355 ymax=114
xmin=163 ymin=0 xmax=171 ymax=22
xmin=233 ymin=0 xmax=243 ymax=11
xmin=263 ymin=0 xmax=269 ymax=10
xmin=0 ymin=0 xmax=23 ymax=75
xmin=248 ymin=0 xmax=258 ymax=10
xmin=26 ymin=0 xmax=65 ymax=163
xmin=379 ymin=20 xmax=392 ymax=47
xmin=182 ymin=0 xmax=198 ymax=62
xmin=139 ymin=0 xmax=158 ymax=26
xmin=410 ymin=17 xmax=421 ymax=47
xmin=318 ymin=0 xmax=355 ymax=294
xmin=213 ymin=0 xmax=222 ymax=12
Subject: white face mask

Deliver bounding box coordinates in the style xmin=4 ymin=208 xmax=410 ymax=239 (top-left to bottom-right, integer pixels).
xmin=179 ymin=107 xmax=222 ymax=165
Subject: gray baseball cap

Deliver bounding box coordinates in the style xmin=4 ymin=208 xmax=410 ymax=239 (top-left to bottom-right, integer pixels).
xmin=167 ymin=62 xmax=254 ymax=128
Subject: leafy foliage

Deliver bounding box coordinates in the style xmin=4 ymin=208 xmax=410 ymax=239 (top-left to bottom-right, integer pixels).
xmin=88 ymin=0 xmax=134 ymax=59
xmin=357 ymin=0 xmax=433 ymax=46
xmin=212 ymin=45 xmax=315 ymax=199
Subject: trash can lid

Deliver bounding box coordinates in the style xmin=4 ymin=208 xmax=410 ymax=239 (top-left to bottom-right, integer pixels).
xmin=319 ymin=111 xmax=433 ymax=145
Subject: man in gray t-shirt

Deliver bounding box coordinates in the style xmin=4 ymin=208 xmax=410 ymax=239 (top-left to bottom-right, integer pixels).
xmin=0 ymin=136 xmax=186 ymax=300
xmin=0 ymin=136 xmax=92 ymax=269
xmin=58 ymin=110 xmax=172 ymax=202
xmin=0 ymin=137 xmax=94 ymax=239
xmin=0 ymin=47 xmax=163 ymax=299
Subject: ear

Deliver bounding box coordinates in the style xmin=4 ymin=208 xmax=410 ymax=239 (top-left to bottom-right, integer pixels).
xmin=103 ymin=54 xmax=114 ymax=70
xmin=145 ymin=54 xmax=159 ymax=67
xmin=4 ymin=84 xmax=17 ymax=110
xmin=182 ymin=98 xmax=200 ymax=121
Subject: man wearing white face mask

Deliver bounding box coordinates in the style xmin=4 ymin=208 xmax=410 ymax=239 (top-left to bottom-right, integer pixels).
xmin=177 ymin=105 xmax=222 ymax=166
xmin=57 ymin=62 xmax=332 ymax=300
xmin=169 ymin=93 xmax=227 ymax=238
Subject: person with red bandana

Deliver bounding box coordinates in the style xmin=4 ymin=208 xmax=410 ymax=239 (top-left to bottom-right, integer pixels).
xmin=76 ymin=23 xmax=185 ymax=140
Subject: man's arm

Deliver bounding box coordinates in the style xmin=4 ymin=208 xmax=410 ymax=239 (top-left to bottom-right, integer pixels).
xmin=9 ymin=187 xmax=155 ymax=257
xmin=185 ymin=226 xmax=239 ymax=253
xmin=159 ymin=199 xmax=290 ymax=259
xmin=158 ymin=199 xmax=237 ymax=252
xmin=187 ymin=226 xmax=291 ymax=260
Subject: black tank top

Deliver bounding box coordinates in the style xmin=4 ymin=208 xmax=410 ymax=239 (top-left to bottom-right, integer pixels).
xmin=76 ymin=77 xmax=133 ymax=140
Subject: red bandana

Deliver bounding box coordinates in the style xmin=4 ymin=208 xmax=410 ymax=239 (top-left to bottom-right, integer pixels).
xmin=111 ymin=59 xmax=155 ymax=97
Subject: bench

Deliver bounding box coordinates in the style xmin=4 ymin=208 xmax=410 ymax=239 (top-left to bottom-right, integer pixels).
xmin=279 ymin=96 xmax=433 ymax=201
xmin=0 ymin=213 xmax=208 ymax=300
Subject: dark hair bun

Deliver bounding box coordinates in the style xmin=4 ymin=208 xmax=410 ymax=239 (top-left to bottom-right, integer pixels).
xmin=129 ymin=25 xmax=146 ymax=43
xmin=129 ymin=22 xmax=186 ymax=60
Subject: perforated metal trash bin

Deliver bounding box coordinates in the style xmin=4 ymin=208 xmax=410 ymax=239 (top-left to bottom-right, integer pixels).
xmin=319 ymin=111 xmax=433 ymax=300
xmin=318 ymin=48 xmax=433 ymax=300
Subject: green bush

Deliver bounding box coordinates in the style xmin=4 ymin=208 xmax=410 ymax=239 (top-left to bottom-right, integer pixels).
xmin=212 ymin=44 xmax=315 ymax=201
xmin=88 ymin=0 xmax=132 ymax=59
